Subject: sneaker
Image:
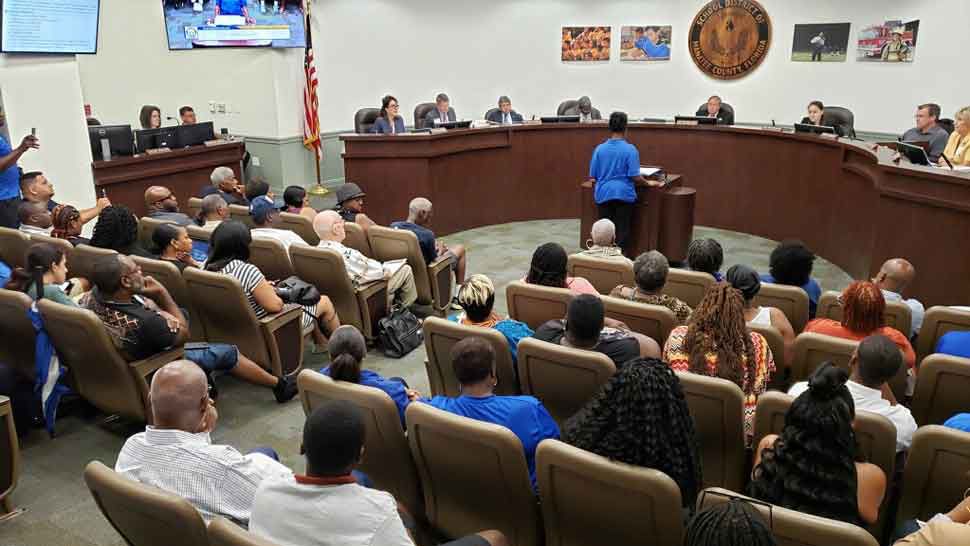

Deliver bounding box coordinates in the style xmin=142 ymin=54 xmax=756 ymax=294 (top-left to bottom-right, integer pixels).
xmin=272 ymin=375 xmax=298 ymax=403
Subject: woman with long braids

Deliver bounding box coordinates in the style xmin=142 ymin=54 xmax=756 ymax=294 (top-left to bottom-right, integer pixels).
xmin=685 ymin=498 xmax=777 ymax=546
xmin=562 ymin=358 xmax=702 ymax=507
xmin=663 ymin=283 xmax=775 ymax=439
xmin=89 ymin=205 xmax=154 ymax=258
xmin=525 ymin=242 xmax=597 ymax=295
xmin=50 ymin=204 xmax=89 ymax=246
xmin=748 ymin=362 xmax=887 ymax=526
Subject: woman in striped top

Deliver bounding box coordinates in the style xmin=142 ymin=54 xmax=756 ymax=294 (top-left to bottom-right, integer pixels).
xmin=204 ymin=221 xmax=339 ymax=347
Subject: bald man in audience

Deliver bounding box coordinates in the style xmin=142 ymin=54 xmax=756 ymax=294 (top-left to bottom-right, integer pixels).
xmin=576 ymin=218 xmax=632 ymax=264
xmin=144 ymin=185 xmax=193 ymax=226
xmin=872 ymin=258 xmax=924 ymax=337
xmin=314 ymin=210 xmax=418 ymax=308
xmin=391 ymin=197 xmax=467 ymax=284
xmin=16 ymin=200 xmax=52 ymax=236
xmin=197 ymin=194 xmax=229 ymax=231
xmin=115 ymin=360 xmax=291 ymax=524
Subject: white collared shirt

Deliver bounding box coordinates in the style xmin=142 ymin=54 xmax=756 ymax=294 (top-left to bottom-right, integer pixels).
xmin=880 ymin=289 xmax=924 ymax=337
xmin=19 ymin=224 xmax=52 ymax=236
xmin=251 ymin=227 xmax=308 ymax=250
xmin=788 ymin=380 xmax=917 ymax=452
xmin=318 ymin=240 xmax=384 ymax=284
xmin=115 ymin=427 xmax=292 ymax=524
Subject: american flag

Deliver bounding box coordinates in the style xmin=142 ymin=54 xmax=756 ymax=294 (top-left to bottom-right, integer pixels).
xmin=303 ymin=5 xmax=321 ymax=159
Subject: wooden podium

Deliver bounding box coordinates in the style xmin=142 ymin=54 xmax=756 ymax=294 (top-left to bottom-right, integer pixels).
xmin=91 ymin=141 xmax=245 ymax=217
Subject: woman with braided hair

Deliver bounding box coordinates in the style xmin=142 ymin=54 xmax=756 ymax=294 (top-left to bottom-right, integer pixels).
xmin=749 ymin=362 xmax=887 ymax=526
xmin=687 ymin=238 xmax=724 ymax=281
xmin=89 ymin=205 xmax=154 ymax=258
xmin=685 ymin=498 xmax=776 ymax=546
xmin=525 ymin=242 xmax=597 ymax=295
xmin=563 ymin=358 xmax=702 ymax=507
xmin=804 ymin=280 xmax=915 ymax=370
xmin=663 ymin=283 xmax=775 ymax=439
xmin=50 ymin=204 xmax=89 ymax=246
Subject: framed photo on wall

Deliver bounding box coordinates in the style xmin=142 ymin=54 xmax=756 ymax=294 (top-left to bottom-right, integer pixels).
xmin=791 ymin=23 xmax=850 ymax=62
xmin=562 ymin=26 xmax=611 ymax=62
xmin=857 ymin=20 xmax=920 ymax=62
xmin=620 ymin=26 xmax=672 ymax=61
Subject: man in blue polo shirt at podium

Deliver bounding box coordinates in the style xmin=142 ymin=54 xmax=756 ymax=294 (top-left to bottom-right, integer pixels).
xmin=214 ymin=0 xmax=253 ymax=23
xmin=588 ymin=111 xmax=659 ymax=253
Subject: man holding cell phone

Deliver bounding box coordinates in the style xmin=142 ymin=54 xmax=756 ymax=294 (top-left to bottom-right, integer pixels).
xmin=0 ymin=132 xmax=39 ymax=228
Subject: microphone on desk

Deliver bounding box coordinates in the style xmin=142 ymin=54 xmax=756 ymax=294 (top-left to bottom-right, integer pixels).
xmin=166 ymin=116 xmax=182 ymax=125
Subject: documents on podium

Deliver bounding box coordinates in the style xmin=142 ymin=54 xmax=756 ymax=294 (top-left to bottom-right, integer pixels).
xmin=639 ymin=166 xmax=662 ymax=177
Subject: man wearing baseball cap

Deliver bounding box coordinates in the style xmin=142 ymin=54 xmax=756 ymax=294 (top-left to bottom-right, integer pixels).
xmin=333 ymin=182 xmax=376 ymax=229
xmin=250 ymin=196 xmax=308 ymax=251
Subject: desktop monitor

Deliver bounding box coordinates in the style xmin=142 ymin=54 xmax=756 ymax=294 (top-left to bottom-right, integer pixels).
xmin=135 ymin=126 xmax=179 ymax=152
xmin=176 ymin=121 xmax=215 ymax=147
xmin=674 ymin=116 xmax=717 ymax=126
xmin=794 ymin=123 xmax=837 ymax=135
xmin=898 ymin=141 xmax=931 ymax=166
xmin=88 ymin=124 xmax=134 ymax=161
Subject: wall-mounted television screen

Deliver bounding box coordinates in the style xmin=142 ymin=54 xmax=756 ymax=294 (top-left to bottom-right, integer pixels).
xmin=1 ymin=0 xmax=100 ymax=54
xmin=163 ymin=0 xmax=306 ymax=50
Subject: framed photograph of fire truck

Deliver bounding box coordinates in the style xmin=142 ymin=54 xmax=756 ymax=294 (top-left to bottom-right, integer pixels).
xmin=857 ymin=19 xmax=920 ymax=62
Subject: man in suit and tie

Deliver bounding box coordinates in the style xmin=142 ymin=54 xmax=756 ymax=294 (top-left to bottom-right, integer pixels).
xmin=424 ymin=93 xmax=457 ymax=127
xmin=486 ymin=96 xmax=524 ymax=125
xmin=695 ymin=95 xmax=734 ymax=125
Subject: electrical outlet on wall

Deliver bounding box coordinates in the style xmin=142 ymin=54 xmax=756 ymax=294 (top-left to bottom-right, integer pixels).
xmin=208 ymin=101 xmax=216 ymax=113
xmin=217 ymin=103 xmax=227 ymax=114
xmin=251 ymin=156 xmax=261 ymax=167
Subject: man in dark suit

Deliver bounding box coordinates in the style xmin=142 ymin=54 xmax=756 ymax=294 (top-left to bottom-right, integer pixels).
xmin=424 ymin=93 xmax=457 ymax=127
xmin=486 ymin=96 xmax=524 ymax=125
xmin=695 ymin=95 xmax=734 ymax=125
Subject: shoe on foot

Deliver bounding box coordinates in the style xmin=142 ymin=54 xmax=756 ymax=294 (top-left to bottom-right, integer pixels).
xmin=273 ymin=375 xmax=298 ymax=403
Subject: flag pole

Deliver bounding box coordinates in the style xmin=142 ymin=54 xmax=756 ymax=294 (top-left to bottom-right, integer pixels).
xmin=304 ymin=0 xmax=328 ymax=197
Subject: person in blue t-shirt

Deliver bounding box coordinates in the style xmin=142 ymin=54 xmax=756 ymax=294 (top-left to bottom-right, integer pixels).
xmin=589 ymin=111 xmax=661 ymax=252
xmin=391 ymin=196 xmax=467 ymax=284
xmin=425 ymin=337 xmax=559 ymax=488
xmin=759 ymin=240 xmax=823 ymax=318
xmin=934 ymin=330 xmax=970 ymax=359
xmin=450 ymin=274 xmax=533 ymax=363
xmin=320 ymin=325 xmax=421 ymax=427
xmin=0 ymin=132 xmax=39 ymax=228
xmin=634 ymin=27 xmax=671 ymax=59
xmin=214 ymin=0 xmax=252 ymax=22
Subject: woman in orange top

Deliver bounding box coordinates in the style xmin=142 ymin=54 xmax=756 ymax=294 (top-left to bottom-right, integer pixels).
xmin=804 ymin=281 xmax=915 ymax=369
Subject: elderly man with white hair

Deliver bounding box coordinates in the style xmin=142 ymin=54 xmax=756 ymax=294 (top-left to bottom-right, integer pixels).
xmin=314 ymin=210 xmax=418 ymax=308
xmin=575 ymin=218 xmax=633 ymax=264
xmin=391 ymin=197 xmax=467 ymax=284
xmin=199 ymin=166 xmax=248 ymax=206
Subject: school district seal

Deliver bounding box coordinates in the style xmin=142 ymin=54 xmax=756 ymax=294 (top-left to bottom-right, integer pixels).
xmin=689 ymin=0 xmax=772 ymax=80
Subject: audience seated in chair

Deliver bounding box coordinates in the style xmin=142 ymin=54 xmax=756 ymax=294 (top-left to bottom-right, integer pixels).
xmin=803 ymin=281 xmax=916 ymax=369
xmin=50 ymin=204 xmax=89 ymax=246
xmin=194 ymin=194 xmax=229 ymax=231
xmin=788 ymin=334 xmax=917 ymax=452
xmin=391 ymin=197 xmax=467 ymax=284
xmin=685 ymin=498 xmax=777 ymax=546
xmin=282 ymin=185 xmax=317 ymax=221
xmin=687 ymin=238 xmax=724 ymax=281
xmin=90 ymin=205 xmax=155 ymax=258
xmin=872 ymin=258 xmax=924 ymax=338
xmin=314 ymin=210 xmax=417 ymax=309
xmin=251 ymin=399 xmax=508 ymax=546
xmin=576 ymin=219 xmax=632 ymax=265
xmin=81 ymin=253 xmax=298 ymax=401
xmin=424 ymin=337 xmax=559 ymax=488
xmin=895 ymin=496 xmax=970 ymax=545
xmin=663 ymin=283 xmax=775 ymax=439
xmin=319 ymin=325 xmax=421 ymax=426
xmin=16 ymin=201 xmax=52 ymax=237
xmin=204 ymin=221 xmax=338 ymax=347
xmin=749 ymin=363 xmax=887 ymax=527
xmin=115 ymin=360 xmax=292 ymax=524
xmin=526 ymin=242 xmax=597 ymax=295
xmin=727 ymin=264 xmax=796 ymax=365
xmin=249 ymin=197 xmax=308 ymax=251
xmin=934 ymin=330 xmax=970 ymax=358
xmin=20 ymin=170 xmax=108 ymax=226
xmin=535 ymin=294 xmax=661 ymax=368
xmin=332 ymin=182 xmax=376 ymax=229
xmin=610 ymin=250 xmax=693 ymax=324
xmin=4 ymin=242 xmax=81 ymax=305
xmin=452 ymin=274 xmax=533 ymax=362
xmin=152 ymin=223 xmax=200 ymax=272
xmin=760 ymin=240 xmax=823 ymax=318
xmin=200 ymin=166 xmax=248 ymax=206
xmin=562 ymin=358 xmax=702 ymax=507
xmin=144 ymin=185 xmax=193 ymax=226
xmin=244 ymin=178 xmax=273 ymax=204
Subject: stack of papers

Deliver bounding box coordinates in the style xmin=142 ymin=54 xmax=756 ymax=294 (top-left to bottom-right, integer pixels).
xmin=640 ymin=167 xmax=662 ymax=177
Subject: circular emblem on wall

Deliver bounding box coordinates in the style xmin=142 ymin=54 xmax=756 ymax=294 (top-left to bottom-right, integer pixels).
xmin=688 ymin=0 xmax=772 ymax=80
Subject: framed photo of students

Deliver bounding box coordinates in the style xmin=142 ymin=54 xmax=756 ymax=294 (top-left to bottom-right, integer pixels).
xmin=620 ymin=26 xmax=672 ymax=61
xmin=561 ymin=26 xmax=611 ymax=62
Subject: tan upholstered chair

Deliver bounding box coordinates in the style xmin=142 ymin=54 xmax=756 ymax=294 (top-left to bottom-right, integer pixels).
xmin=208 ymin=517 xmax=281 ymax=546
xmin=697 ymin=488 xmax=879 ymax=546
xmin=0 ymin=395 xmax=20 ymax=519
xmin=343 ymin=221 xmax=373 ymax=257
xmin=68 ymin=244 xmax=117 ymax=281
xmin=278 ymin=211 xmax=319 ymax=245
xmin=817 ymin=290 xmax=912 ymax=340
xmin=677 ymin=371 xmax=747 ymax=492
xmin=38 ymin=299 xmax=183 ymax=423
xmin=536 ymin=439 xmax=684 ymax=546
xmin=662 ymin=269 xmax=715 ymax=309
xmin=895 ymin=425 xmax=970 ymax=528
xmin=406 ymin=403 xmax=540 ymax=546
xmin=423 ymin=317 xmax=518 ymax=396
xmin=754 ymin=283 xmax=810 ymax=333
xmin=83 ymin=461 xmax=209 ymax=546
xmin=748 ymin=324 xmax=788 ymax=386
xmin=290 ymin=245 xmax=387 ymax=344
xmin=517 ymin=338 xmax=615 ymax=425
xmin=185 ymin=224 xmax=211 ymax=243
xmin=183 ymin=268 xmax=304 ymax=377
xmin=916 ymin=306 xmax=970 ymax=363
xmin=911 ymin=354 xmax=970 ymax=426
xmin=137 ymin=216 xmax=170 ymax=249
xmin=247 ymin=237 xmax=294 ymax=282
xmin=186 ymin=197 xmax=203 ymax=220
xmin=566 ymin=254 xmax=634 ymax=295
xmin=0 ymin=227 xmax=29 ymax=269
xmin=368 ymin=225 xmax=455 ymax=315
xmin=228 ymin=204 xmax=253 ymax=227
xmin=0 ymin=289 xmax=36 ymax=382
xmin=791 ymin=332 xmax=858 ymax=383
xmin=602 ymin=296 xmax=677 ymax=345
xmin=27 ymin=233 xmax=74 ymax=260
xmin=505 ymin=280 xmax=573 ymax=330
xmin=130 ymin=256 xmax=206 ymax=342
xmin=297 ymin=370 xmax=423 ymax=517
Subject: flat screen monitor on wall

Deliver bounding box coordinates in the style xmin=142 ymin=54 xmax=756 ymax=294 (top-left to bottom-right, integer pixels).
xmin=163 ymin=0 xmax=306 ymax=50
xmin=1 ymin=0 xmax=101 ymax=54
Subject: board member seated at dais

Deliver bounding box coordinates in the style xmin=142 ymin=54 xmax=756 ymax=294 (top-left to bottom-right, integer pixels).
xmin=486 ymin=96 xmax=523 ymax=125
xmin=370 ymin=95 xmax=406 ymax=134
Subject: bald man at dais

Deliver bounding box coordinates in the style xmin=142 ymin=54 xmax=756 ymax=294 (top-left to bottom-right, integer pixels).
xmin=391 ymin=197 xmax=467 ymax=284
xmin=872 ymin=258 xmax=924 ymax=337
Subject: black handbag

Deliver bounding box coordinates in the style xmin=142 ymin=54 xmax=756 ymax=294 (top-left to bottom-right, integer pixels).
xmin=377 ymin=305 xmax=423 ymax=358
xmin=275 ymin=276 xmax=321 ymax=307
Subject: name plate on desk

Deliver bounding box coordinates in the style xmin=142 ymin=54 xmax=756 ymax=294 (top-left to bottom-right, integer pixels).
xmin=204 ymin=139 xmax=235 ymax=146
xmin=144 ymin=147 xmax=171 ymax=155
xmin=676 ymin=119 xmax=699 ymax=126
